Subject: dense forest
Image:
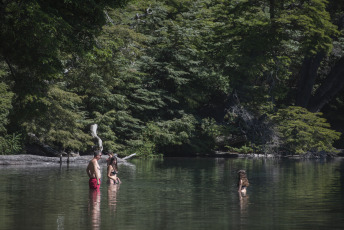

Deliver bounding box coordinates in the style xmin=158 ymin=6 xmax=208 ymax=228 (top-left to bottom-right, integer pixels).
xmin=1 ymin=0 xmax=343 ymax=157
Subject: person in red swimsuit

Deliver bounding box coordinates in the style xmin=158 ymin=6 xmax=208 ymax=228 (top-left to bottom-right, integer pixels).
xmin=86 ymin=150 xmax=102 ymax=190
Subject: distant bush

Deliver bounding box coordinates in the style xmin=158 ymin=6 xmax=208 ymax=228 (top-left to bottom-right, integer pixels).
xmin=225 ymin=144 xmax=253 ymax=154
xmin=0 ymin=133 xmax=23 ymax=155
xmin=270 ymin=106 xmax=341 ymax=154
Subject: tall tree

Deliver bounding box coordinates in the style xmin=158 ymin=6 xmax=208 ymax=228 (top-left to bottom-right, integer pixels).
xmin=0 ymin=0 xmax=132 ymax=154
xmin=0 ymin=0 xmax=128 ymax=130
xmin=210 ymin=0 xmax=290 ymax=112
xmin=285 ymin=0 xmax=343 ymax=112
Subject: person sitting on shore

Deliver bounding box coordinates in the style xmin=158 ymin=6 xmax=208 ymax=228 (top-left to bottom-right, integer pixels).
xmin=107 ymin=156 xmax=121 ymax=184
xmin=238 ymin=170 xmax=249 ymax=197
xmin=86 ymin=150 xmax=102 ymax=190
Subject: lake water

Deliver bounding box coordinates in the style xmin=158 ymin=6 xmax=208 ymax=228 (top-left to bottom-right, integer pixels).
xmin=0 ymin=157 xmax=343 ymax=230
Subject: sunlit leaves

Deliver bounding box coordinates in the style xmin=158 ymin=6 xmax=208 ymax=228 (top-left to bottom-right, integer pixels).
xmin=0 ymin=83 xmax=13 ymax=134
xmin=270 ymin=106 xmax=341 ymax=154
xmin=276 ymin=0 xmax=338 ymax=56
xmin=22 ymin=84 xmax=91 ymax=151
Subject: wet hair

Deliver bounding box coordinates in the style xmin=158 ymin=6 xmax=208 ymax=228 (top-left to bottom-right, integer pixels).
xmin=109 ymin=157 xmax=116 ymax=165
xmin=94 ymin=150 xmax=102 ymax=157
xmin=109 ymin=156 xmax=118 ymax=171
xmin=105 ymin=150 xmax=113 ymax=156
xmin=238 ymin=170 xmax=249 ymax=187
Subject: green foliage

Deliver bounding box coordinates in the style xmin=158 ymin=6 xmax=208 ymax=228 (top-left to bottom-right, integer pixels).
xmin=276 ymin=0 xmax=338 ymax=56
xmin=22 ymin=84 xmax=91 ymax=151
xmin=200 ymin=118 xmax=222 ymax=139
xmin=92 ymin=110 xmax=143 ymax=152
xmin=135 ymin=0 xmax=230 ymax=113
xmin=0 ymin=83 xmax=13 ymax=134
xmin=0 ymin=133 xmax=23 ymax=155
xmin=0 ymin=0 xmax=343 ymax=156
xmin=64 ymin=10 xmax=151 ymax=153
xmin=270 ymin=106 xmax=341 ymax=154
xmin=209 ymin=0 xmax=293 ymax=109
xmin=143 ymin=114 xmax=197 ymax=148
xmin=0 ymin=0 xmax=130 ymax=152
xmin=127 ymin=139 xmax=161 ymax=158
xmin=225 ymin=144 xmax=253 ymax=154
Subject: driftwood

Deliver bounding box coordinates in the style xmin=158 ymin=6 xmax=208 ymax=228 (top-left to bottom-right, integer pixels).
xmin=27 ymin=133 xmax=60 ymax=157
xmin=122 ymin=153 xmax=137 ymax=160
xmin=90 ymin=123 xmax=136 ymax=161
xmin=90 ymin=124 xmax=103 ymax=151
xmin=15 ymin=125 xmax=136 ymax=165
xmin=0 ymin=154 xmax=136 ymax=166
xmin=228 ymin=104 xmax=280 ymax=155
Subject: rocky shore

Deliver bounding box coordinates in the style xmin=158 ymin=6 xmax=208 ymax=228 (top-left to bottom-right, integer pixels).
xmin=0 ymin=155 xmax=91 ymax=165
xmin=0 ymin=154 xmax=132 ymax=166
xmin=1 ymin=150 xmax=342 ymax=166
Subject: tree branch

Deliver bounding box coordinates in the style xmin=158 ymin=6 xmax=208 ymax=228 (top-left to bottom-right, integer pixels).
xmin=308 ymin=56 xmax=344 ymax=112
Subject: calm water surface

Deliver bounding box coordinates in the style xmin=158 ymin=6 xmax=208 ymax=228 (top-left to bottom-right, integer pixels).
xmin=0 ymin=157 xmax=343 ymax=230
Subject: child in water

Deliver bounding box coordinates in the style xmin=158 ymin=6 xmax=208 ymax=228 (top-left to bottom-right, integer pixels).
xmin=237 ymin=170 xmax=249 ymax=197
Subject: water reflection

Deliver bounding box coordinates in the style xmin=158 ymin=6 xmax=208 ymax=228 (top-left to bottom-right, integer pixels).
xmin=108 ymin=184 xmax=120 ymax=215
xmin=1 ymin=158 xmax=344 ymax=230
xmin=239 ymin=193 xmax=249 ymax=215
xmin=88 ymin=189 xmax=101 ymax=230
xmin=56 ymin=214 xmax=65 ymax=230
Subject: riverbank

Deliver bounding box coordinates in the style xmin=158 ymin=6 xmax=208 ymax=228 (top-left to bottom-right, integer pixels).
xmin=0 ymin=153 xmax=139 ymax=165
xmin=210 ymin=152 xmax=275 ymax=158
xmin=1 ymin=151 xmax=342 ymax=165
xmin=0 ymin=155 xmax=93 ymax=165
xmin=0 ymin=153 xmax=261 ymax=166
xmin=210 ymin=150 xmax=344 ymax=158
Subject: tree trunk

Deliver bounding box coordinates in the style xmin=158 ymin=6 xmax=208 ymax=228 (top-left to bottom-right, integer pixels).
xmin=295 ymin=52 xmax=325 ymax=108
xmin=269 ymin=0 xmax=275 ymax=19
xmin=307 ymin=56 xmax=344 ymax=112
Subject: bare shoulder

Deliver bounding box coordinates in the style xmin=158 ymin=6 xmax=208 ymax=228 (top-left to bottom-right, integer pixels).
xmin=87 ymin=159 xmax=95 ymax=167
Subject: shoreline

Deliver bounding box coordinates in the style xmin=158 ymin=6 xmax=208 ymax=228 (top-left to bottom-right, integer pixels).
xmin=0 ymin=154 xmax=138 ymax=166
xmin=1 ymin=152 xmax=342 ymax=166
xmin=0 ymin=155 xmax=93 ymax=165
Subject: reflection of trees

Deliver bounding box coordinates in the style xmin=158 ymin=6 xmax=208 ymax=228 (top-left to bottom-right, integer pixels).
xmin=240 ymin=159 xmax=343 ymax=228
xmin=88 ymin=189 xmax=101 ymax=230
xmin=2 ymin=159 xmax=343 ymax=229
xmin=280 ymin=160 xmax=342 ymax=199
xmin=339 ymin=160 xmax=344 ymax=196
xmin=0 ymin=166 xmax=107 ymax=229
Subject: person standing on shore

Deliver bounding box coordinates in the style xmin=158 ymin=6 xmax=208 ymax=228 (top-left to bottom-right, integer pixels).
xmin=86 ymin=150 xmax=102 ymax=190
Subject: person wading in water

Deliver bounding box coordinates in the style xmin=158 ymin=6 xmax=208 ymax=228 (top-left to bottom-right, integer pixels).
xmin=107 ymin=156 xmax=121 ymax=184
xmin=86 ymin=150 xmax=102 ymax=190
xmin=238 ymin=170 xmax=249 ymax=197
